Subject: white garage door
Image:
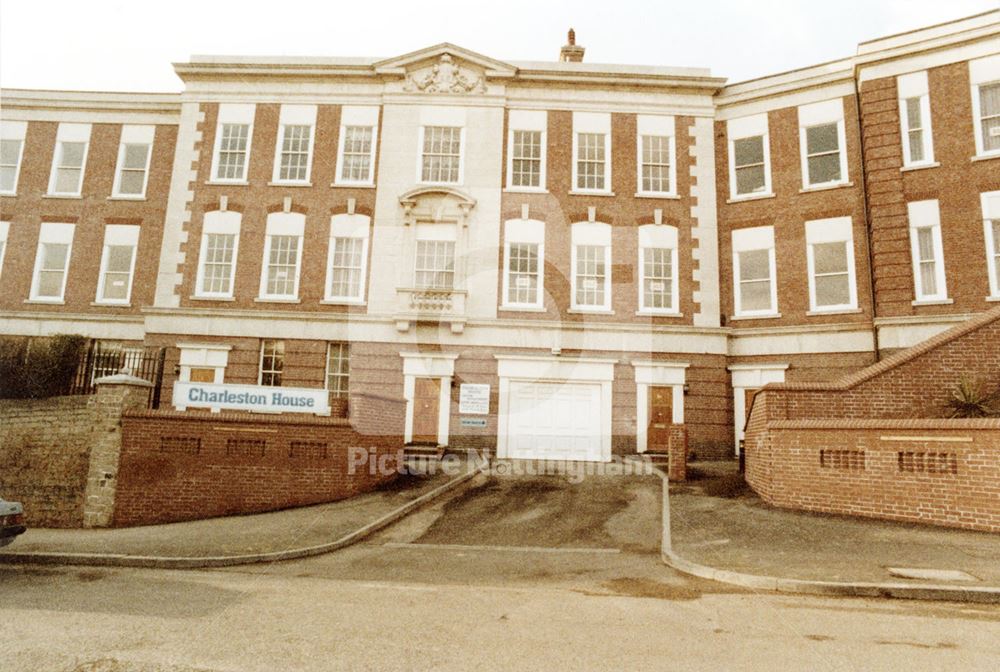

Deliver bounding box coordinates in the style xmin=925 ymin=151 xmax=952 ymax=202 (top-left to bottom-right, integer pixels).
xmin=506 ymin=381 xmax=604 ymax=461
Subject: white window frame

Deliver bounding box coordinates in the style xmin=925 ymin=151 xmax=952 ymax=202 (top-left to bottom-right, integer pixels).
xmin=732 ymin=225 xmax=778 ymax=317
xmin=47 ymin=123 xmax=91 ymax=196
xmin=30 ymin=222 xmax=75 ymax=302
xmin=111 ymin=124 xmax=154 ymax=199
xmin=413 ymin=223 xmax=458 ymax=289
xmin=804 ymin=217 xmax=858 ymax=313
xmin=325 ymin=342 xmax=351 ymax=399
xmin=897 ymin=71 xmax=934 ymax=167
xmin=0 ymin=121 xmax=27 ymax=195
xmin=506 ymin=110 xmax=547 ymax=192
xmin=970 ymin=54 xmax=1000 ymax=158
xmin=571 ymin=112 xmax=612 ymax=194
xmin=907 ymin=200 xmax=948 ymax=303
xmin=209 ymin=103 xmax=255 ymax=183
xmin=635 ymin=115 xmax=676 ymax=197
xmin=324 ymin=213 xmax=371 ymax=304
xmin=570 ymin=221 xmax=612 ymax=311
xmin=177 ymin=343 xmax=230 ymax=384
xmin=271 ymin=104 xmax=317 ymax=185
xmin=95 ymin=224 xmax=140 ymax=305
xmin=334 ymin=106 xmax=379 ymax=186
xmin=981 ymin=191 xmax=1000 ymax=299
xmin=501 ymin=218 xmax=545 ymax=309
xmin=727 ymin=113 xmax=772 ymax=199
xmin=194 ymin=211 xmax=242 ymax=298
xmin=0 ymin=221 xmax=9 ymax=279
xmin=258 ymin=212 xmax=305 ymax=300
xmin=637 ymin=224 xmax=679 ymax=315
xmin=797 ymin=99 xmax=848 ymax=189
xmin=258 ymin=339 xmax=284 ymax=387
xmin=417 ymin=125 xmax=465 ymax=185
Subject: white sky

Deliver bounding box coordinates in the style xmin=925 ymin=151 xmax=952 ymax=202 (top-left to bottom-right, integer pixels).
xmin=1 ymin=0 xmax=997 ymax=92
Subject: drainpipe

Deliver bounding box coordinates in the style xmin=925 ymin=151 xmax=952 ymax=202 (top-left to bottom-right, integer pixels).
xmin=853 ymin=72 xmax=881 ymax=361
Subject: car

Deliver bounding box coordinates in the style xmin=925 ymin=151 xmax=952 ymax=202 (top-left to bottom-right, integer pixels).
xmin=0 ymin=498 xmax=26 ymax=547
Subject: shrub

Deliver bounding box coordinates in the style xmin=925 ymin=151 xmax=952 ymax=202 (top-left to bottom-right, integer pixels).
xmin=0 ymin=337 xmax=30 ymax=398
xmin=946 ymin=376 xmax=1000 ymax=419
xmin=0 ymin=334 xmax=88 ymax=399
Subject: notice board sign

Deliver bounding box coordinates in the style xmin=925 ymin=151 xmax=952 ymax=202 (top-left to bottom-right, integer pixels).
xmin=458 ymin=384 xmax=490 ymax=415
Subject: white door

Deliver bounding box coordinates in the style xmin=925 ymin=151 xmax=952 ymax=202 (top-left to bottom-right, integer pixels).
xmin=506 ymin=381 xmax=603 ymax=461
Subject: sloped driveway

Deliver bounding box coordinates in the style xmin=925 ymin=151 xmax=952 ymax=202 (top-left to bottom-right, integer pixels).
xmin=220 ymin=463 xmax=738 ymax=599
xmin=408 ymin=469 xmax=662 ymax=553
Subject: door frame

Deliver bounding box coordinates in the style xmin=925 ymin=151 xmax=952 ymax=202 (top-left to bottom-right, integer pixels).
xmin=495 ymin=355 xmax=616 ymax=462
xmin=411 ymin=377 xmax=442 ymax=444
xmin=633 ymin=361 xmax=688 ymax=454
xmin=646 ymin=384 xmax=675 ymax=450
xmin=401 ymin=352 xmax=458 ymax=446
xmin=728 ymin=363 xmax=788 ymax=456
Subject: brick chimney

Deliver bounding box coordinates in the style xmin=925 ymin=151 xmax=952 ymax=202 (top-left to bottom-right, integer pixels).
xmin=559 ymin=28 xmax=585 ymax=63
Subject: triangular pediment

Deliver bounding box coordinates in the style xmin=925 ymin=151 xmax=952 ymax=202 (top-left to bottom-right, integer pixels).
xmin=374 ymin=43 xmax=516 ymax=77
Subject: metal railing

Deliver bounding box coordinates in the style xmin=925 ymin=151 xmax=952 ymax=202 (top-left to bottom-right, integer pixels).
xmin=68 ymin=343 xmax=166 ymax=408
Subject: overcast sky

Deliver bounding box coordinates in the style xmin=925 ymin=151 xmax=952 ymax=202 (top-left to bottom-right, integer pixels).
xmin=1 ymin=0 xmax=997 ymax=92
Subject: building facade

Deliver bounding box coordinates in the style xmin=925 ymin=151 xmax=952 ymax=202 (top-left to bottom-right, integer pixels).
xmin=1 ymin=13 xmax=998 ymax=461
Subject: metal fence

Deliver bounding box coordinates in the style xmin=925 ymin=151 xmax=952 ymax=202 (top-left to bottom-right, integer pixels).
xmin=69 ymin=343 xmax=166 ymax=408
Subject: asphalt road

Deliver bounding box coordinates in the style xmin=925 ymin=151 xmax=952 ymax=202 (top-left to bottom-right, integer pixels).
xmin=1 ymin=473 xmax=999 ymax=671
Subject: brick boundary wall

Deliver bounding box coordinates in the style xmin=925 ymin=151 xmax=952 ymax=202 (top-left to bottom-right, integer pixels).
xmin=754 ymin=306 xmax=1000 ymax=421
xmin=743 ymin=307 xmax=1000 ymax=532
xmin=0 ymin=395 xmax=99 ymax=527
xmin=749 ymin=419 xmax=1000 ymax=533
xmin=0 ymin=377 xmax=151 ymax=527
xmin=113 ymin=393 xmax=406 ymax=527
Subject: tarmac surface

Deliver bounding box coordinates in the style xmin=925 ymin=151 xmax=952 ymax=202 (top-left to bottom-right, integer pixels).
xmin=3 ymin=455 xmax=999 ymax=602
xmin=4 ymin=462 xmax=1000 ymax=671
xmin=670 ymin=462 xmax=1000 ymax=589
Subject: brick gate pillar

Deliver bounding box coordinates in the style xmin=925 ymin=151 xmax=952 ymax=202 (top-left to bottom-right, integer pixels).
xmin=82 ymin=375 xmax=153 ymax=528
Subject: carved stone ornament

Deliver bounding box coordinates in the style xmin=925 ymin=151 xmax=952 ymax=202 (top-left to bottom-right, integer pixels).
xmin=404 ymin=54 xmax=486 ymax=94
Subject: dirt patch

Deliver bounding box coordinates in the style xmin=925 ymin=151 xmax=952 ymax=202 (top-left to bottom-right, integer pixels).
xmin=75 ymin=570 xmax=106 ymax=583
xmin=600 ymin=577 xmax=704 ymax=600
xmin=875 ymin=640 xmax=958 ymax=650
xmin=684 ymin=466 xmax=710 ymax=482
xmin=574 ymin=576 xmax=744 ymax=601
xmin=374 ymin=471 xmax=435 ymax=494
xmin=413 ymin=476 xmax=637 ymax=549
xmin=70 ymin=660 xmax=217 ymax=672
xmin=776 ymin=599 xmax=1000 ymax=623
xmin=700 ymin=473 xmax=751 ymax=499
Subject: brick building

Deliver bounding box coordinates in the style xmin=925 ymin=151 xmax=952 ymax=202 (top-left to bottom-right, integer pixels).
xmin=1 ymin=12 xmax=998 ymax=462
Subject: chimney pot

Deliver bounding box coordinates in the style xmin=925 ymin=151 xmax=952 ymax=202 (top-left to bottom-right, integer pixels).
xmin=559 ymin=28 xmax=585 ymax=63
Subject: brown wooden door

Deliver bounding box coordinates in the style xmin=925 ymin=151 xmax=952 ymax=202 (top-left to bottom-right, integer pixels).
xmin=647 ymin=386 xmax=673 ymax=451
xmin=412 ymin=377 xmax=441 ymax=444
